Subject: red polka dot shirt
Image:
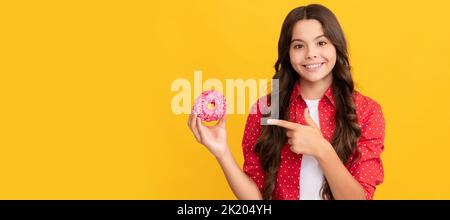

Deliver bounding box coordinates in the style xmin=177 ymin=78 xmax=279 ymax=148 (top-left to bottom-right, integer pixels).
xmin=242 ymin=82 xmax=385 ymax=200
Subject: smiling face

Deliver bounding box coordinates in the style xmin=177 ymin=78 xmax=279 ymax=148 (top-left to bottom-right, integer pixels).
xmin=289 ymin=19 xmax=337 ymax=86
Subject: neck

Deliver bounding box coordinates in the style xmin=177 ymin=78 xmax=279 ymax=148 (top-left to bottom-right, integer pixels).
xmin=299 ymin=74 xmax=333 ymax=99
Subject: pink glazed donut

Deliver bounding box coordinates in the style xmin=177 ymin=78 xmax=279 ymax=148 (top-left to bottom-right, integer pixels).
xmin=193 ymin=90 xmax=226 ymax=122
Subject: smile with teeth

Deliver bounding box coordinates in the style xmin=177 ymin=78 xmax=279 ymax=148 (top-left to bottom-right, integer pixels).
xmin=303 ymin=62 xmax=325 ymax=70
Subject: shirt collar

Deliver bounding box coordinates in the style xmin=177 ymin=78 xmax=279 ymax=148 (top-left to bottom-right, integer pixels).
xmin=292 ymin=80 xmax=335 ymax=107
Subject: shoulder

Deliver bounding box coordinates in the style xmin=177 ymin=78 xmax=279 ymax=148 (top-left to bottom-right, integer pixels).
xmin=247 ymin=95 xmax=271 ymax=121
xmin=353 ymin=90 xmax=385 ymax=129
xmin=353 ymin=90 xmax=382 ymax=111
xmin=242 ymin=96 xmax=269 ymax=147
xmin=244 ymin=95 xmax=270 ymax=133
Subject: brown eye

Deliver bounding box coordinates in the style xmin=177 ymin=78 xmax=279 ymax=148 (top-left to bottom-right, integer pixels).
xmin=318 ymin=41 xmax=327 ymax=46
xmin=293 ymin=44 xmax=303 ymax=49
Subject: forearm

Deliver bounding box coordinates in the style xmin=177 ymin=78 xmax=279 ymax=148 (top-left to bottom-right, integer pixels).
xmin=216 ymin=148 xmax=263 ymax=200
xmin=316 ymin=142 xmax=366 ymax=200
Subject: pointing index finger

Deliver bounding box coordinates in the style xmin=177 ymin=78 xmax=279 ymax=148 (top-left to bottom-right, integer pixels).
xmin=267 ymin=119 xmax=299 ymax=130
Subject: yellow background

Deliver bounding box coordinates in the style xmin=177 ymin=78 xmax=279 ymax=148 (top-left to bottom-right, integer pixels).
xmin=1 ymin=0 xmax=449 ymax=199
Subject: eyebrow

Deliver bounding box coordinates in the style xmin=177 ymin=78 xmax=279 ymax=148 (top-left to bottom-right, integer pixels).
xmin=291 ymin=35 xmax=326 ymax=43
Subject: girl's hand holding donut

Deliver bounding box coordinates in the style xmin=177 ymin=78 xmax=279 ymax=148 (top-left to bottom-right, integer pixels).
xmin=188 ymin=112 xmax=228 ymax=159
xmin=188 ymin=90 xmax=228 ymax=159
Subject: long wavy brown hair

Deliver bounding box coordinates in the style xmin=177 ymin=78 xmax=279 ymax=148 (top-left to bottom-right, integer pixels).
xmin=254 ymin=4 xmax=361 ymax=200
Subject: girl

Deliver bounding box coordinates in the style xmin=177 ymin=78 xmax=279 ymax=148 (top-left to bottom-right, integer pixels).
xmin=188 ymin=4 xmax=385 ymax=200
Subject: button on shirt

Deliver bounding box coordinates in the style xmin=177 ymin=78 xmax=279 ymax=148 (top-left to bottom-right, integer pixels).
xmin=242 ymin=82 xmax=385 ymax=200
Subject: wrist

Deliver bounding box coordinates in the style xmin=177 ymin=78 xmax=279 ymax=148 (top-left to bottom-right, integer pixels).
xmin=215 ymin=145 xmax=231 ymax=162
xmin=316 ymin=139 xmax=334 ymax=163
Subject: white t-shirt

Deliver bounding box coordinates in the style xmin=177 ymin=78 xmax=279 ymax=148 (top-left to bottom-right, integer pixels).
xmin=299 ymin=99 xmax=325 ymax=200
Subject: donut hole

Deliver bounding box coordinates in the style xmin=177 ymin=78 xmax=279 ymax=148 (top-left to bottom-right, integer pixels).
xmin=203 ymin=101 xmax=221 ymax=126
xmin=207 ymin=102 xmax=216 ymax=110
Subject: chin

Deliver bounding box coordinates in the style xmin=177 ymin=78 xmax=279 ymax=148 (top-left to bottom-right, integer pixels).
xmin=299 ymin=72 xmax=330 ymax=83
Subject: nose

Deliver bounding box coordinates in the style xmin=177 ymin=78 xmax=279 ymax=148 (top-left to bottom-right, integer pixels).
xmin=305 ymin=47 xmax=318 ymax=59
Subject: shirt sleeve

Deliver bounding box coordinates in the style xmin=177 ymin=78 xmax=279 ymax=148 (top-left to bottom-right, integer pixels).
xmin=242 ymin=102 xmax=265 ymax=194
xmin=347 ymin=101 xmax=385 ymax=200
